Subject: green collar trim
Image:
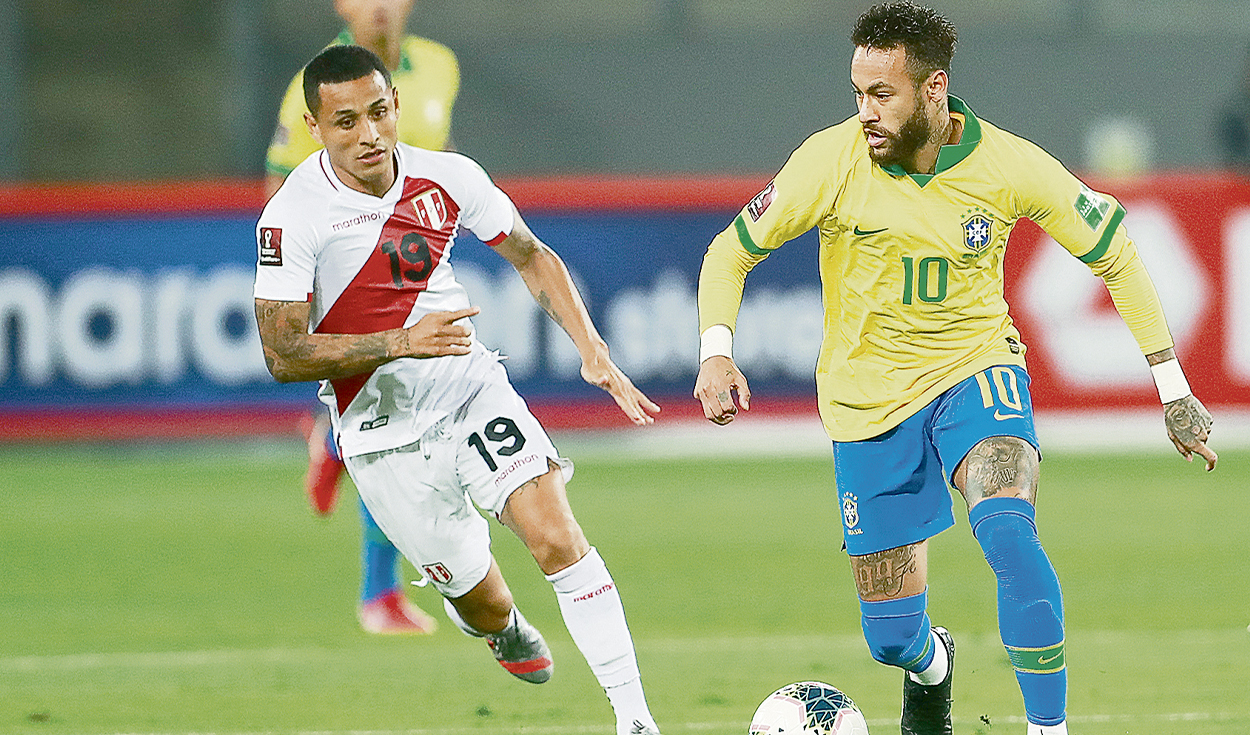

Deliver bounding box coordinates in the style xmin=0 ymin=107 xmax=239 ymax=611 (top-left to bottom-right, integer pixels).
xmin=881 ymin=95 xmax=983 ymax=186
xmin=334 ymin=29 xmax=412 ymax=72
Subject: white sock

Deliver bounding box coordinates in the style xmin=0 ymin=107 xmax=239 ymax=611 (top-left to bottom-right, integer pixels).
xmin=605 ymin=678 xmax=658 ymax=735
xmin=907 ymin=630 xmax=949 ymax=685
xmin=1027 ymin=723 xmax=1068 ymax=735
xmin=546 ymin=547 xmax=653 ymax=729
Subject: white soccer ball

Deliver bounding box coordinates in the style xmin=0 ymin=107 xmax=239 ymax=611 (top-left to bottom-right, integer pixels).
xmin=748 ymin=681 xmax=870 ymax=735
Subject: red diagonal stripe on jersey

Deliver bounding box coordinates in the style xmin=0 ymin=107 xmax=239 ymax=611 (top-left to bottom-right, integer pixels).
xmin=315 ymin=177 xmax=461 ymax=415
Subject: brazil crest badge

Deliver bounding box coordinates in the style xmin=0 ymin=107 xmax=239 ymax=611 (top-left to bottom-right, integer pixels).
xmin=961 ymin=206 xmax=995 ymax=258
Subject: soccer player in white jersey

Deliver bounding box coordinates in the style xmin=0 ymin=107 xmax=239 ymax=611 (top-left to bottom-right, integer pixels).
xmin=253 ymin=45 xmax=663 ymax=735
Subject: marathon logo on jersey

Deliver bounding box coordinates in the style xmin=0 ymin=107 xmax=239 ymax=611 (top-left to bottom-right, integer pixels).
xmin=746 ymin=181 xmax=777 ymax=222
xmin=258 ymin=228 xmax=283 ymax=266
xmin=1074 ymin=183 xmax=1112 ymax=231
xmin=422 ymin=562 xmax=453 ymax=585
xmin=410 ymin=187 xmax=450 ymax=231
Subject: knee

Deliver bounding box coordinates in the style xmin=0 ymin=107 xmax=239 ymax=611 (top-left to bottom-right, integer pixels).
xmin=969 ymin=496 xmax=1041 ymax=571
xmin=860 ymin=592 xmax=933 ymax=669
xmin=528 ymin=523 xmax=590 ymax=574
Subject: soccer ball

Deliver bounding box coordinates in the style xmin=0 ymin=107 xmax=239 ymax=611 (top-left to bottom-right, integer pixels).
xmin=748 ymin=681 xmax=870 ymax=735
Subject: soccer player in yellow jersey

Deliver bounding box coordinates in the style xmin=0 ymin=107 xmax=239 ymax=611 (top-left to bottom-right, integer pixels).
xmin=264 ymin=0 xmax=459 ymax=636
xmin=694 ymin=3 xmax=1215 ymax=734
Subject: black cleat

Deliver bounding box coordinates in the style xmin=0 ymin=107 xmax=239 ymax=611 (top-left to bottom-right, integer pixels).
xmin=900 ymin=626 xmax=954 ymax=735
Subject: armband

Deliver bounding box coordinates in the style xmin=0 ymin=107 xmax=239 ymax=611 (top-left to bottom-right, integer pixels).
xmin=1150 ymin=359 xmax=1192 ymax=404
xmin=699 ymin=324 xmax=733 ymax=363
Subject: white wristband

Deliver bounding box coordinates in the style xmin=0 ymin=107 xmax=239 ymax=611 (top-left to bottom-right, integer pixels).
xmin=1150 ymin=359 xmax=1192 ymax=403
xmin=699 ymin=324 xmax=733 ymax=363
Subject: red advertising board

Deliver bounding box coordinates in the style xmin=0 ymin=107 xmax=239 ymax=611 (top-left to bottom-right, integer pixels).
xmin=1001 ymin=173 xmax=1250 ymax=410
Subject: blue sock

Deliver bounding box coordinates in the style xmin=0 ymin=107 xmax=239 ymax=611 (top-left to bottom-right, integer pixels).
xmin=360 ymin=497 xmax=400 ymax=603
xmin=970 ymin=497 xmax=1066 ymax=727
xmin=323 ymin=427 xmax=340 ymax=460
xmin=860 ymin=590 xmax=935 ymax=672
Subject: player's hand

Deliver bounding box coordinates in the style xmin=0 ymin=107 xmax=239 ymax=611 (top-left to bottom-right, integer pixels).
xmin=694 ymin=355 xmax=750 ymax=425
xmin=1163 ymin=394 xmax=1217 ymax=471
xmin=579 ymin=350 xmax=661 ymax=425
xmin=401 ymin=307 xmax=480 ymax=358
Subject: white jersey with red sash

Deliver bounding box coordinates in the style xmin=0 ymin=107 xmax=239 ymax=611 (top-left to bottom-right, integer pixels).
xmin=254 ymin=143 xmax=515 ymax=457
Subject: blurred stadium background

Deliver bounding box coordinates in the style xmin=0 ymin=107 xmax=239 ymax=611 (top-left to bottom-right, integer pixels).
xmin=2 ymin=1 xmax=1250 ymax=733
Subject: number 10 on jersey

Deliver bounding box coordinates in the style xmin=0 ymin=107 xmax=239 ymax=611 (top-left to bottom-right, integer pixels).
xmin=901 ymin=255 xmax=950 ymax=304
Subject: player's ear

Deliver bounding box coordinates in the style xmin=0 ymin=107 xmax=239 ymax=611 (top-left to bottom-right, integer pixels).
xmin=391 ymin=86 xmax=400 ymax=117
xmin=926 ymin=69 xmax=948 ymax=103
xmin=304 ymin=112 xmax=324 ymax=145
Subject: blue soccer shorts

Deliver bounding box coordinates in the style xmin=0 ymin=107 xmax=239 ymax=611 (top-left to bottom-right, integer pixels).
xmin=832 ymin=365 xmax=1041 ymax=557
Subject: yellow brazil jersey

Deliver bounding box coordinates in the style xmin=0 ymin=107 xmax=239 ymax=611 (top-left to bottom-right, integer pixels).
xmin=698 ymin=96 xmax=1173 ymax=442
xmin=266 ymin=30 xmax=459 ymax=177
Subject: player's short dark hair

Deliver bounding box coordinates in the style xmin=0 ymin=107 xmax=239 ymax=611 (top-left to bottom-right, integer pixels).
xmin=851 ymin=2 xmax=958 ymax=86
xmin=302 ymin=45 xmax=393 ymax=116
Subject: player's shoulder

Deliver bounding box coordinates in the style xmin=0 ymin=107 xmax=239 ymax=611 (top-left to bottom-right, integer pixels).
xmin=401 ymin=35 xmax=458 ymax=68
xmin=397 ymin=143 xmax=488 ymax=180
xmin=974 ymin=114 xmax=1054 ymax=165
xmin=262 ymin=153 xmax=335 ymax=219
xmin=782 ymin=116 xmax=864 ymax=177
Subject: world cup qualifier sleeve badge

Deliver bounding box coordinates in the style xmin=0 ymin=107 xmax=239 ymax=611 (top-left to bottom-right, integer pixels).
xmin=960 ymin=206 xmax=996 ymax=260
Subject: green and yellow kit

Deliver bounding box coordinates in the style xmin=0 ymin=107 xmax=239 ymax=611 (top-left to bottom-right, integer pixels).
xmin=698 ymin=96 xmax=1173 ymax=441
xmin=266 ymin=30 xmax=459 ymax=177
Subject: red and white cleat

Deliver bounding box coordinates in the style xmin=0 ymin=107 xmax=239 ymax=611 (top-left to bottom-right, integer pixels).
xmin=358 ymin=589 xmax=439 ymax=635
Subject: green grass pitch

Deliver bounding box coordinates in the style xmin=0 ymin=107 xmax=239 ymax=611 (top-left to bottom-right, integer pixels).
xmin=2 ymin=440 xmax=1248 ymax=734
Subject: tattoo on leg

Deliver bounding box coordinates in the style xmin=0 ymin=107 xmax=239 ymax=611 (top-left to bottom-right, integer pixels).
xmin=961 ymin=436 xmax=1038 ymax=505
xmin=536 ymin=291 xmax=563 ymax=327
xmin=851 ymin=545 xmax=918 ymax=599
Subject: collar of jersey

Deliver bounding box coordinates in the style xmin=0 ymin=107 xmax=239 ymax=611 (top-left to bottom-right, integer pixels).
xmin=335 ymin=29 xmax=414 ymax=73
xmin=880 ymin=95 xmax=982 ymax=187
xmin=320 ymin=146 xmax=406 ymax=201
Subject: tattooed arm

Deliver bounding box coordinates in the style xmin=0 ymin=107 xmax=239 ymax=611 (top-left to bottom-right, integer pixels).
xmin=253 ymin=298 xmax=479 ymax=383
xmin=1146 ymin=348 xmax=1217 ymax=471
xmin=493 ymin=209 xmax=659 ymax=425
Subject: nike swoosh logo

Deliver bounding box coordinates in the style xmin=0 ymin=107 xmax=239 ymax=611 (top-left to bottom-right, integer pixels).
xmin=1038 ymin=653 xmax=1062 ymax=665
xmin=993 ymin=410 xmax=1025 ymax=421
xmin=853 ymin=225 xmax=888 ymax=236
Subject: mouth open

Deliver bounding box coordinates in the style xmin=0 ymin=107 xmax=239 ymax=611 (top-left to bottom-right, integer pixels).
xmin=358 ymin=148 xmax=386 ymax=165
xmin=864 ymin=129 xmax=889 ymax=148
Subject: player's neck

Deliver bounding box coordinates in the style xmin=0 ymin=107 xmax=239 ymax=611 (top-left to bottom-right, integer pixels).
xmin=352 ymin=30 xmax=404 ymax=70
xmin=333 ymin=153 xmax=398 ymax=198
xmin=908 ymin=109 xmax=960 ymax=175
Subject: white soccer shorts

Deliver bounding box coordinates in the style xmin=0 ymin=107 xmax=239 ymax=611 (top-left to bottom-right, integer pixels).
xmin=344 ymin=366 xmax=573 ymax=599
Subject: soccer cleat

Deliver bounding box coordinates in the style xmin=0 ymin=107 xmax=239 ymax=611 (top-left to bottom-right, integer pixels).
xmin=900 ymin=626 xmax=955 ymax=735
xmin=627 ymin=720 xmax=662 ymax=735
xmin=357 ymin=589 xmax=438 ymax=635
xmin=302 ymin=411 xmax=344 ymax=516
xmin=484 ymin=608 xmax=554 ymax=684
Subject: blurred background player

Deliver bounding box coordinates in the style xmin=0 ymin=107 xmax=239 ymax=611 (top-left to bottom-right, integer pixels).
xmin=694 ymin=3 xmax=1216 ymax=734
xmin=265 ymin=0 xmax=459 ymax=635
